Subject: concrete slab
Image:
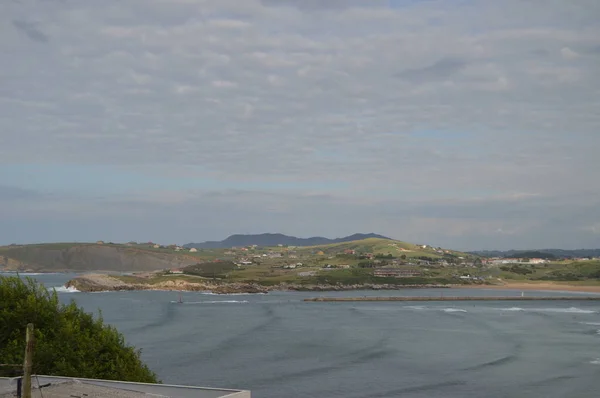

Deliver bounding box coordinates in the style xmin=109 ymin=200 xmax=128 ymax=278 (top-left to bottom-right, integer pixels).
xmin=0 ymin=376 xmax=250 ymax=398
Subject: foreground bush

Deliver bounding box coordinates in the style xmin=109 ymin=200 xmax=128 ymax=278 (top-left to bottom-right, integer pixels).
xmin=0 ymin=276 xmax=158 ymax=383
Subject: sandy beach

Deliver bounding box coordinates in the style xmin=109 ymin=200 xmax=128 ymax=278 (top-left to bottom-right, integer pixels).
xmin=461 ymin=281 xmax=600 ymax=293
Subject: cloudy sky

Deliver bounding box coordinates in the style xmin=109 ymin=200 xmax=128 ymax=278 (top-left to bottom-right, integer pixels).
xmin=1 ymin=0 xmax=599 ymax=250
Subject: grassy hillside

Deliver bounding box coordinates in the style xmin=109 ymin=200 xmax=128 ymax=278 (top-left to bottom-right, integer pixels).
xmin=490 ymin=260 xmax=600 ymax=282
xmin=0 ymin=243 xmax=203 ymax=272
xmin=296 ymin=238 xmax=470 ymax=259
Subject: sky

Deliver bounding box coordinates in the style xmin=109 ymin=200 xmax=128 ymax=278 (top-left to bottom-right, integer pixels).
xmin=1 ymin=0 xmax=599 ymax=250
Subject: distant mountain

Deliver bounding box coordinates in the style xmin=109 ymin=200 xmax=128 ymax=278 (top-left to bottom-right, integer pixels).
xmin=184 ymin=233 xmax=391 ymax=249
xmin=469 ymin=249 xmax=600 ymax=259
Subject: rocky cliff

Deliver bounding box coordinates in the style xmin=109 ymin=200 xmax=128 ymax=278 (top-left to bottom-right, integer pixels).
xmin=65 ymin=274 xmax=269 ymax=294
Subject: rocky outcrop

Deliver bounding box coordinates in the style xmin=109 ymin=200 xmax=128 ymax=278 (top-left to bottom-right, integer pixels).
xmin=65 ymin=274 xmax=269 ymax=294
xmin=65 ymin=274 xmax=450 ymax=294
xmin=275 ymin=283 xmax=451 ymax=291
xmin=0 ymin=256 xmax=30 ymax=271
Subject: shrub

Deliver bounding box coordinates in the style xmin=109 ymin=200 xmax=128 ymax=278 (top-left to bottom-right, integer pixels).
xmin=0 ymin=276 xmax=158 ymax=383
xmin=183 ymin=261 xmax=237 ymax=278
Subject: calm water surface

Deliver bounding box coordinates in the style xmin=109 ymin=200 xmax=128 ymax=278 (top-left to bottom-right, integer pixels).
xmin=11 ymin=273 xmax=600 ymax=398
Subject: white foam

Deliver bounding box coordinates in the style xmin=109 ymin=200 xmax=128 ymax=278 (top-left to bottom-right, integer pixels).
xmin=205 ymin=300 xmax=249 ymax=304
xmin=531 ymin=307 xmax=595 ymax=314
xmin=590 ymin=358 xmax=600 ymax=365
xmin=52 ymin=286 xmax=80 ymax=293
xmin=200 ymin=292 xmax=266 ymax=296
xmin=404 ymin=305 xmax=427 ymax=310
xmin=581 ymin=322 xmax=600 ymax=326
xmin=442 ymin=308 xmax=467 ymax=313
xmin=502 ymin=307 xmax=525 ymax=311
xmin=170 ymin=300 xmax=248 ymax=304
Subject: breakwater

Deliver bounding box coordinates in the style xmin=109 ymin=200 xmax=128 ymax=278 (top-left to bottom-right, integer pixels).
xmin=305 ymin=296 xmax=600 ymax=302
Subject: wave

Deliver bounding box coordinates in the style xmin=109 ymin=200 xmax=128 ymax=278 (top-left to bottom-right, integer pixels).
xmin=462 ymin=354 xmax=517 ymax=371
xmin=501 ymin=307 xmax=525 ymax=311
xmin=404 ymin=305 xmax=427 ymax=310
xmin=199 ymin=292 xmax=266 ymax=296
xmin=590 ymin=358 xmax=600 ymax=365
xmin=531 ymin=307 xmax=595 ymax=314
xmin=17 ymin=272 xmax=58 ymax=276
xmin=581 ymin=322 xmax=600 ymax=326
xmin=442 ymin=308 xmax=467 ymax=313
xmin=169 ymin=300 xmax=249 ymax=304
xmin=51 ymin=286 xmax=80 ymax=293
xmin=402 ymin=306 xmax=468 ymax=313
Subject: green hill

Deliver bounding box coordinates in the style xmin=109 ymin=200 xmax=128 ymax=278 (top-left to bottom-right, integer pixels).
xmin=0 ymin=243 xmax=203 ymax=272
xmin=296 ymin=238 xmax=470 ymax=259
xmin=0 ymin=238 xmax=474 ymax=276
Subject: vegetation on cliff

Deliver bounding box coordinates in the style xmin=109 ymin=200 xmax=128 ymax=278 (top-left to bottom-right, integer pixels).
xmin=0 ymin=243 xmax=201 ymax=272
xmin=0 ymin=276 xmax=158 ymax=383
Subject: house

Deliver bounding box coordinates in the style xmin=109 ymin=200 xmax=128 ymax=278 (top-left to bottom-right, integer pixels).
xmin=189 ymin=248 xmax=198 ymax=252
xmin=338 ymin=264 xmax=351 ymax=269
xmin=153 ymin=244 xmax=160 ymax=248
xmin=96 ymin=240 xmax=104 ymax=245
xmin=170 ymin=269 xmax=184 ymax=274
xmin=344 ymin=249 xmax=356 ymax=255
xmin=374 ymin=268 xmax=422 ymax=278
xmin=528 ymin=258 xmax=548 ymax=264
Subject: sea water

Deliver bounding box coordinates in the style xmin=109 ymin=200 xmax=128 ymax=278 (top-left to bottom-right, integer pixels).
xmin=9 ymin=273 xmax=600 ymax=398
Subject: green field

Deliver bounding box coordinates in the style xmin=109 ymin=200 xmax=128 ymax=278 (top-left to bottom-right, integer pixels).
xmin=488 ymin=260 xmax=600 ymax=282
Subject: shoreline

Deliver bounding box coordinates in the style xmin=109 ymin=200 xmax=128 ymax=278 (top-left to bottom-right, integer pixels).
xmin=459 ymin=282 xmax=600 ymax=293
xmin=10 ymin=272 xmax=600 ymax=294
xmin=304 ymin=296 xmax=600 ymax=302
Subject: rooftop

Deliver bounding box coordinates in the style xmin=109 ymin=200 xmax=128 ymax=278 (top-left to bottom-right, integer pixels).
xmin=0 ymin=376 xmax=250 ymax=398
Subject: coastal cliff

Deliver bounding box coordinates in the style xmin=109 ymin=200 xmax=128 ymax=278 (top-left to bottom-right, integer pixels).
xmin=1 ymin=244 xmax=199 ymax=272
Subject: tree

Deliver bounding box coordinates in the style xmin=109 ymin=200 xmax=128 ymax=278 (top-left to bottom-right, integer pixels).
xmin=0 ymin=276 xmax=158 ymax=383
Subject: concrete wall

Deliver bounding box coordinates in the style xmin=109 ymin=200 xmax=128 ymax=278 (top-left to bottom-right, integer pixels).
xmin=0 ymin=376 xmax=251 ymax=398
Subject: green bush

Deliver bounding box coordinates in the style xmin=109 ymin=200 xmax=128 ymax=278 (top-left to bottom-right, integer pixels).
xmin=183 ymin=261 xmax=237 ymax=278
xmin=0 ymin=276 xmax=158 ymax=383
xmin=500 ymin=265 xmax=533 ymax=275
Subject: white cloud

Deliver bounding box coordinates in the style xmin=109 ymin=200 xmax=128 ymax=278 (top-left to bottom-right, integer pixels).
xmin=0 ymin=0 xmax=599 ymax=248
xmin=561 ymin=46 xmax=580 ymax=59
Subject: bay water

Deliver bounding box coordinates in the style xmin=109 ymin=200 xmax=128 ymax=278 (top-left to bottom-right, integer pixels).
xmin=9 ymin=273 xmax=600 ymax=397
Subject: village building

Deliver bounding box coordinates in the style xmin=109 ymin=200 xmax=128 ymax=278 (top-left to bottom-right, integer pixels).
xmin=374 ymin=268 xmax=422 ymax=278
